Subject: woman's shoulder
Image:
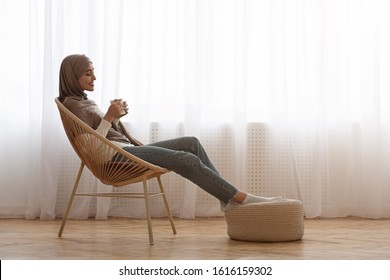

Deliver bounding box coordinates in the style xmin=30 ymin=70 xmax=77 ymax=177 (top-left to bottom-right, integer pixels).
xmin=63 ymin=96 xmax=99 ymax=113
xmin=62 ymin=96 xmax=103 ymax=123
xmin=63 ymin=96 xmax=96 ymax=107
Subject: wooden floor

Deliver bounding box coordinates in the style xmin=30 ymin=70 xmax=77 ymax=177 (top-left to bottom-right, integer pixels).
xmin=1 ymin=217 xmax=390 ymax=260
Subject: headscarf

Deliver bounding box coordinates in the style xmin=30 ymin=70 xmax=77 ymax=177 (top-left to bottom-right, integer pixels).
xmin=59 ymin=54 xmax=92 ymax=101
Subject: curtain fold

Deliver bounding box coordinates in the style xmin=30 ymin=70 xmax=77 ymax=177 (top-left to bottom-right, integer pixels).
xmin=1 ymin=0 xmax=390 ymax=219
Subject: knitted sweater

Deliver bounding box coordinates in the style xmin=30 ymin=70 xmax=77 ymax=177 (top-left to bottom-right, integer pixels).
xmin=62 ymin=96 xmax=138 ymax=147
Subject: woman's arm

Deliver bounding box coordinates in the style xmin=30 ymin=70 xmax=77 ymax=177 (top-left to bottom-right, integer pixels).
xmin=95 ymin=118 xmax=112 ymax=137
xmin=96 ymin=100 xmax=127 ymax=137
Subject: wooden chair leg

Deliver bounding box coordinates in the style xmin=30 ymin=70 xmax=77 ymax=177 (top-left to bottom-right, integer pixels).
xmin=143 ymin=180 xmax=154 ymax=245
xmin=58 ymin=163 xmax=84 ymax=237
xmin=157 ymin=176 xmax=177 ymax=234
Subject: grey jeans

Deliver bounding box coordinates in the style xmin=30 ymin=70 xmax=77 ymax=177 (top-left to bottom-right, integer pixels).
xmin=123 ymin=136 xmax=238 ymax=204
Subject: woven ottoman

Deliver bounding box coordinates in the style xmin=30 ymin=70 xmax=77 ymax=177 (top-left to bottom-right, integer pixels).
xmin=224 ymin=199 xmax=304 ymax=242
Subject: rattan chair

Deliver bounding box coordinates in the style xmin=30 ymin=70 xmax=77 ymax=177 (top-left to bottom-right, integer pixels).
xmin=55 ymin=97 xmax=176 ymax=244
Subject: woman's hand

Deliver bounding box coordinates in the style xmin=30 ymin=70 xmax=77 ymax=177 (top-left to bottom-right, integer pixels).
xmin=103 ymin=99 xmax=128 ymax=123
xmin=122 ymin=100 xmax=129 ymax=114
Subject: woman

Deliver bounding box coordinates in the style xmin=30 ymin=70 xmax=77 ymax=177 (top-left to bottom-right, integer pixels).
xmin=59 ymin=54 xmax=281 ymax=212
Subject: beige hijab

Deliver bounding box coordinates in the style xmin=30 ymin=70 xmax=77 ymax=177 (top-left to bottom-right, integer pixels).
xmin=59 ymin=54 xmax=91 ymax=102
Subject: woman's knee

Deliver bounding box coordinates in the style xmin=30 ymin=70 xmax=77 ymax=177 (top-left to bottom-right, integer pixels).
xmin=187 ymin=136 xmax=202 ymax=150
xmin=181 ymin=136 xmax=200 ymax=145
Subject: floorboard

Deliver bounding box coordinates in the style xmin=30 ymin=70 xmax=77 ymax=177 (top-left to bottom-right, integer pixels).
xmin=1 ymin=217 xmax=390 ymax=260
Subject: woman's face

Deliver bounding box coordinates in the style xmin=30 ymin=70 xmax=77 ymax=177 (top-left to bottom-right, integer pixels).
xmin=77 ymin=63 xmax=96 ymax=91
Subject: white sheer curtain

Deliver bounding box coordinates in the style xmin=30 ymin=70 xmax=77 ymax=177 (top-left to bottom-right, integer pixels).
xmin=1 ymin=0 xmax=390 ymax=220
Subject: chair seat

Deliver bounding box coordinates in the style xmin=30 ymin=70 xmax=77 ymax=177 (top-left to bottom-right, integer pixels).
xmin=101 ymin=161 xmax=149 ymax=185
xmin=224 ymin=199 xmax=304 ymax=242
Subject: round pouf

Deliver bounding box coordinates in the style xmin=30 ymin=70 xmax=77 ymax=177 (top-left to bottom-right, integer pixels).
xmin=224 ymin=199 xmax=304 ymax=242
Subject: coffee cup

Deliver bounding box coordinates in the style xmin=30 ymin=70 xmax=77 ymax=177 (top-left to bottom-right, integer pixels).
xmin=110 ymin=99 xmax=127 ymax=117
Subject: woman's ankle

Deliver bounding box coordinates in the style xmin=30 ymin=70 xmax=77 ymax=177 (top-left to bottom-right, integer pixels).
xmin=230 ymin=191 xmax=247 ymax=204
